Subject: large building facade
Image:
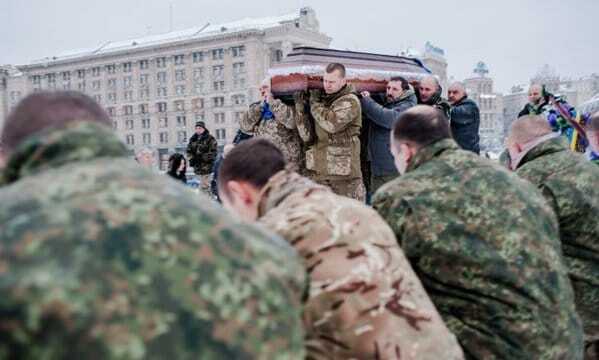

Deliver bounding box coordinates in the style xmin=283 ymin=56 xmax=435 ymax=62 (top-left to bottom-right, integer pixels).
xmin=463 ymin=62 xmax=504 ymax=152
xmin=0 ymin=8 xmax=330 ymax=168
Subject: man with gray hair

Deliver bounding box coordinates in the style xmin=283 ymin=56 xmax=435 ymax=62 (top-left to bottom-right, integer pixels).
xmin=417 ymin=75 xmax=451 ymax=118
xmin=448 ymin=82 xmax=481 ymax=154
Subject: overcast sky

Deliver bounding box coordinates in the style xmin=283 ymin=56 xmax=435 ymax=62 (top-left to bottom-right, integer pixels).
xmin=1 ymin=0 xmax=597 ymax=93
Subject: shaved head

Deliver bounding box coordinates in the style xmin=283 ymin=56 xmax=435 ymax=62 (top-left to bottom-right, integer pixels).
xmin=508 ymin=115 xmax=553 ymax=145
xmin=421 ymin=76 xmax=440 ymax=90
xmin=419 ymin=76 xmax=441 ymax=104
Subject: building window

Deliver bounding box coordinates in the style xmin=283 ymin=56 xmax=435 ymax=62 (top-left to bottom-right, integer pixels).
xmin=139 ymin=59 xmax=149 ymax=69
xmin=214 ymin=112 xmax=225 ymax=124
xmin=274 ymin=49 xmax=283 ymax=63
xmin=213 ymin=81 xmax=225 ymax=91
xmin=77 ymin=69 xmax=86 ymax=79
xmin=232 ymin=62 xmax=245 ymax=75
xmin=175 ymin=70 xmax=186 ymax=82
xmin=92 ymin=80 xmax=101 ymax=91
xmin=212 ymin=65 xmax=224 ymax=78
xmin=157 ymin=87 xmax=167 ymax=98
xmin=108 ymin=92 xmax=117 ymax=103
xmin=107 ymin=107 xmax=116 ymax=117
xmin=156 ymin=57 xmax=167 ymax=68
xmin=108 ymin=78 xmax=117 ymax=89
xmin=193 ymin=67 xmax=204 ymax=79
xmin=62 ymin=72 xmax=71 ymax=81
xmin=126 ymin=134 xmax=135 ymax=145
xmin=192 ymin=51 xmax=204 ymax=63
xmin=124 ymin=91 xmax=133 ymax=101
xmin=123 ymin=105 xmax=134 ymax=115
xmin=139 ymin=88 xmax=150 ymax=99
xmin=94 ymin=94 xmax=102 ymax=103
xmin=106 ymin=64 xmax=116 ymax=74
xmin=215 ymin=128 xmax=226 ymax=140
xmin=192 ymin=98 xmax=204 ymax=111
xmin=157 ymin=71 xmax=167 ymax=83
xmin=123 ymin=62 xmax=132 ymax=73
xmin=193 ymin=82 xmax=204 ymax=94
xmin=232 ymin=94 xmax=245 ymax=105
xmin=175 ymin=85 xmax=186 ymax=96
xmin=141 ymin=118 xmax=151 ymax=129
xmin=124 ymin=76 xmax=133 ymax=88
xmin=177 ymin=131 xmax=187 ymax=144
xmin=78 ymin=81 xmax=86 ymax=91
xmin=139 ymin=103 xmax=149 ymax=114
xmin=195 ymin=113 xmax=205 ymax=121
xmin=46 ymin=73 xmax=56 ymax=86
xmin=174 ymin=54 xmax=185 ymax=65
xmin=212 ymin=96 xmax=224 ymax=108
xmin=176 ymin=116 xmax=187 ymax=127
xmin=140 ymin=74 xmax=149 ymax=85
xmin=157 ymin=102 xmax=167 ymax=113
xmin=233 ymin=77 xmax=246 ymax=89
xmin=125 ymin=119 xmax=134 ymax=130
xmin=159 ymin=132 xmax=169 ymax=144
xmin=92 ymin=67 xmax=101 ymax=77
xmin=174 ymin=100 xmax=185 ymax=111
xmin=143 ymin=133 xmax=151 ymax=145
xmin=32 ymin=75 xmax=41 ymax=84
xmin=231 ymin=45 xmax=245 ymax=57
xmin=212 ymin=48 xmax=224 ymax=60
xmin=159 ymin=117 xmax=168 ymax=128
xmin=62 ymin=83 xmax=71 ymax=90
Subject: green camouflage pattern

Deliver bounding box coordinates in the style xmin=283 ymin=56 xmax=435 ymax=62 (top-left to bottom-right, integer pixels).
xmin=373 ymin=138 xmax=584 ymax=360
xmin=514 ymin=136 xmax=599 ymax=342
xmin=241 ymin=100 xmax=303 ymax=172
xmin=0 ymin=122 xmax=307 ymax=359
xmin=257 ymin=170 xmax=463 ymax=360
xmin=186 ymin=131 xmax=218 ymax=175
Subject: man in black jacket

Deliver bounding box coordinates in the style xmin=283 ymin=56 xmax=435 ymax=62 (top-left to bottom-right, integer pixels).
xmin=448 ymin=82 xmax=481 ymax=154
xmin=187 ymin=121 xmax=218 ymax=194
xmin=360 ymin=76 xmax=417 ymax=192
xmin=417 ymin=75 xmax=451 ymax=118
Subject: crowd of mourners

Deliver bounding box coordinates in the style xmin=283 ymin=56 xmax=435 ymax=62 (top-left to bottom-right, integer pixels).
xmin=0 ymin=61 xmax=598 ymax=360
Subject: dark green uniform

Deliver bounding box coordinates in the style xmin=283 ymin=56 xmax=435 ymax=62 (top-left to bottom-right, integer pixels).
xmin=373 ymin=138 xmax=583 ymax=360
xmin=0 ymin=122 xmax=306 ymax=359
xmin=514 ymin=136 xmax=599 ymax=348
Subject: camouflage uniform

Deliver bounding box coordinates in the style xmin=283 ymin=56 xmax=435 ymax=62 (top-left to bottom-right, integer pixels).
xmin=186 ymin=130 xmax=218 ymax=194
xmin=240 ymin=100 xmax=302 ymax=172
xmin=373 ymin=138 xmax=584 ymax=360
xmin=0 ymin=122 xmax=307 ymax=359
xmin=257 ymin=170 xmax=464 ymax=360
xmin=513 ymin=136 xmax=599 ymax=350
xmin=298 ymin=85 xmax=365 ymax=201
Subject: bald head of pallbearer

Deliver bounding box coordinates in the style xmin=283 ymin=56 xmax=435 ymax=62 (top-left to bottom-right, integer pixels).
xmin=506 ymin=115 xmax=555 ymax=169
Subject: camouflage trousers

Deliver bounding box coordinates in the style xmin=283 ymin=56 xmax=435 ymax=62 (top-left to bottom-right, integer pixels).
xmin=198 ymin=174 xmax=212 ymax=196
xmin=318 ymin=178 xmax=365 ymax=202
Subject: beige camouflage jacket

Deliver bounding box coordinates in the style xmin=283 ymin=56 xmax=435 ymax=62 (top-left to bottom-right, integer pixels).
xmin=240 ymin=99 xmax=302 ymax=172
xmin=257 ymin=170 xmax=463 ymax=360
xmin=299 ymin=85 xmax=362 ymax=181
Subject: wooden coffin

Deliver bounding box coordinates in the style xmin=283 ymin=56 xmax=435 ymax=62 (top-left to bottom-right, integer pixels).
xmin=269 ymin=47 xmax=432 ymax=97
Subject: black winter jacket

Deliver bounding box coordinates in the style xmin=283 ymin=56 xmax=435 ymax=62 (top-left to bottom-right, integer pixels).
xmin=450 ymin=97 xmax=480 ymax=154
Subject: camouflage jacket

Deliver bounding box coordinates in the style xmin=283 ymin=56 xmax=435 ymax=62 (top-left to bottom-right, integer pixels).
xmin=257 ymin=170 xmax=464 ymax=360
xmin=0 ymin=122 xmax=307 ymax=359
xmin=373 ymin=139 xmax=583 ymax=360
xmin=302 ymin=85 xmax=362 ymax=181
xmin=240 ymin=100 xmax=302 ymax=172
xmin=186 ymin=131 xmax=218 ymax=175
xmin=514 ymin=136 xmax=599 ymax=340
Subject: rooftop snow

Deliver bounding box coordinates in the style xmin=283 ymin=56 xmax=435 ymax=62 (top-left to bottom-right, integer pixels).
xmin=27 ymin=11 xmax=301 ymax=65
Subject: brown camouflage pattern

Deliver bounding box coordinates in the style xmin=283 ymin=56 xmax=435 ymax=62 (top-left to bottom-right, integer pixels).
xmin=256 ymin=170 xmax=464 ymax=360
